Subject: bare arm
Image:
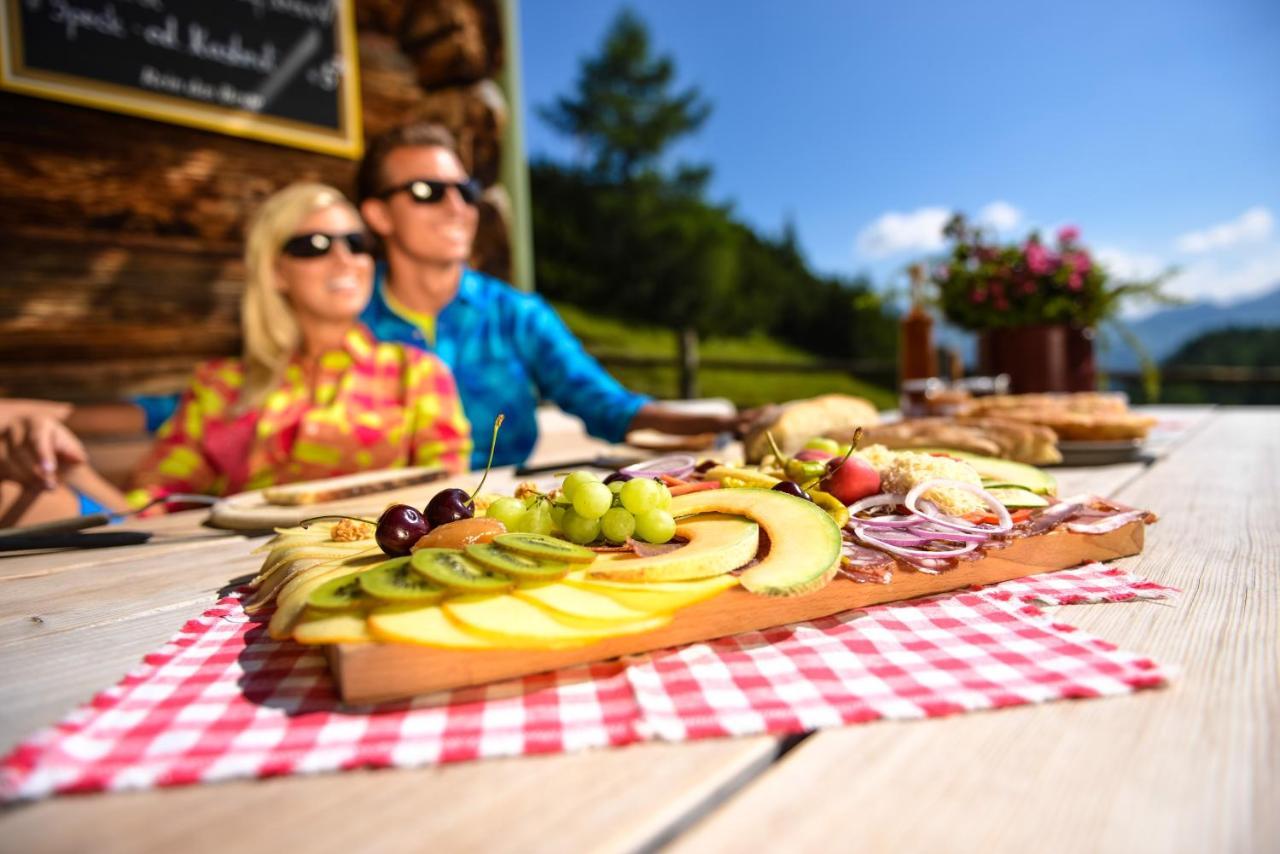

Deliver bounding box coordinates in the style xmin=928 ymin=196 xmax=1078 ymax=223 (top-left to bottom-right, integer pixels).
xmin=626 ymin=403 xmax=777 ymax=440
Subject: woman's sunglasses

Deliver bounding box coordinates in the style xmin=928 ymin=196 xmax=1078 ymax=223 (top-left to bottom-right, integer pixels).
xmin=280 ymin=232 xmax=373 ymax=259
xmin=377 ymin=178 xmax=482 ymax=206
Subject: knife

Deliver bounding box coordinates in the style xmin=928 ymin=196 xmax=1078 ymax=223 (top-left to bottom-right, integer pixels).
xmin=514 ymin=454 xmax=648 ymax=477
xmin=0 ymin=531 xmax=153 ymax=551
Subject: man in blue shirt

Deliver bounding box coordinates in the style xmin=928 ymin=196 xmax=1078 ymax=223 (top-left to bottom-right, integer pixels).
xmin=353 ymin=122 xmax=742 ymax=467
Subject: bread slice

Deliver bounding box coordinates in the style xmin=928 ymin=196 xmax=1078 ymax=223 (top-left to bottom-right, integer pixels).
xmin=743 ymin=394 xmax=880 ymax=462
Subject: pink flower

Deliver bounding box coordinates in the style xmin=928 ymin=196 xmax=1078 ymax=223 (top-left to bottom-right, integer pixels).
xmin=1025 ymin=240 xmax=1055 ymax=275
xmin=1057 ymin=225 xmax=1080 ymax=245
xmin=1021 ymin=280 xmax=1036 ymax=294
xmin=1068 ymin=271 xmax=1083 ymax=291
xmin=971 ymin=288 xmax=987 ymax=303
xmin=1069 ymin=250 xmax=1092 ymax=273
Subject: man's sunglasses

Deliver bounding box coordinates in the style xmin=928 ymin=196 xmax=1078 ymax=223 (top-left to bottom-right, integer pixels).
xmin=377 ymin=178 xmax=482 ymax=206
xmin=280 ymin=232 xmax=373 ymax=259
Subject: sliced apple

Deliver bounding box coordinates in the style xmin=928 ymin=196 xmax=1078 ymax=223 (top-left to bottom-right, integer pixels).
xmin=585 ymin=514 xmax=758 ymax=582
xmin=368 ymin=603 xmax=498 ymax=649
xmin=668 ymin=488 xmax=842 ymax=597
xmin=444 ymin=594 xmax=669 ymax=649
xmin=268 ymin=554 xmax=383 ymax=639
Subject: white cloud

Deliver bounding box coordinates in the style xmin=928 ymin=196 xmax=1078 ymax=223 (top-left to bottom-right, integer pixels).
xmin=1095 ymin=246 xmax=1167 ymax=281
xmin=977 ymin=201 xmax=1023 ymax=232
xmin=854 ymin=207 xmax=951 ymax=258
xmin=1162 ymin=245 xmax=1280 ymax=304
xmin=1174 ymin=206 xmax=1274 ymax=254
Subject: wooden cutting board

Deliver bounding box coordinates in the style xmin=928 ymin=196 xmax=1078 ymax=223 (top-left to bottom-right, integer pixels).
xmin=327 ymin=520 xmax=1146 ymax=704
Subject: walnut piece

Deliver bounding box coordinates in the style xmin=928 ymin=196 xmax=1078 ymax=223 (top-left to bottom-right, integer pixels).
xmin=331 ymin=518 xmax=372 ymax=542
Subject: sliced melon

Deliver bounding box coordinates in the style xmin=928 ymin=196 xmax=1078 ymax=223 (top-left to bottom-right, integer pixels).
xmin=443 ymin=594 xmax=669 ymax=649
xmin=585 ymin=514 xmax=758 ymax=582
xmin=368 ymin=603 xmax=498 ymax=649
xmin=668 ymin=488 xmax=842 ymax=597
xmin=564 ymin=571 xmax=738 ymax=613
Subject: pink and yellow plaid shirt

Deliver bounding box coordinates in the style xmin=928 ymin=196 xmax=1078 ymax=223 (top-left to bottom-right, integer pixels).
xmin=127 ymin=326 xmax=471 ymax=507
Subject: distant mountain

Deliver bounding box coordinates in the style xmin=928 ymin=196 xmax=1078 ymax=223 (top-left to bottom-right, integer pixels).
xmin=1100 ymin=284 xmax=1280 ymax=370
xmin=927 ymin=283 xmax=1280 ymax=373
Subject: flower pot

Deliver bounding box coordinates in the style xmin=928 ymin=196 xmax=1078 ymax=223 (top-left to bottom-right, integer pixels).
xmin=979 ymin=325 xmax=1096 ymax=393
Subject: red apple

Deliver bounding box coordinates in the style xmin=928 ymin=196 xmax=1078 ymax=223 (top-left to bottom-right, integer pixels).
xmin=819 ymin=456 xmax=880 ymax=505
xmin=794 ymin=449 xmax=835 ymax=462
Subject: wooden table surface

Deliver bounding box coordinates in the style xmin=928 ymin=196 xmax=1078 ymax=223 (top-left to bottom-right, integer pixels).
xmin=1 ymin=406 xmax=1275 ymax=854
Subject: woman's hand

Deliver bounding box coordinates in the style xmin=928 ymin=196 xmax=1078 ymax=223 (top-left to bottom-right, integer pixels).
xmin=0 ymin=413 xmax=89 ymax=491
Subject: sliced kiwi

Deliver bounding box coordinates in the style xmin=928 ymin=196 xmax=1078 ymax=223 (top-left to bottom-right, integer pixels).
xmin=493 ymin=532 xmax=597 ymax=565
xmin=308 ymin=572 xmax=375 ymax=609
xmin=358 ymin=557 xmax=447 ymax=603
xmin=465 ymin=543 xmax=570 ymax=581
xmin=410 ymin=548 xmax=514 ymax=593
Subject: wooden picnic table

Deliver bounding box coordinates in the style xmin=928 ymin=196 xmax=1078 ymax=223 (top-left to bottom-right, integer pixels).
xmin=1 ymin=405 xmax=1275 ymax=853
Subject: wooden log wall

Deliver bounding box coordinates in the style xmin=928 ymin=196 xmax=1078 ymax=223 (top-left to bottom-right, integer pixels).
xmin=0 ymin=0 xmax=511 ymax=401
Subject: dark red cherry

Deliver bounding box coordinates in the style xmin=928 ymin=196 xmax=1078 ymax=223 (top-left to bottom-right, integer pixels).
xmin=376 ymin=504 xmax=429 ymax=556
xmin=425 ymin=487 xmax=474 ymax=528
xmin=771 ymin=481 xmax=813 ymax=502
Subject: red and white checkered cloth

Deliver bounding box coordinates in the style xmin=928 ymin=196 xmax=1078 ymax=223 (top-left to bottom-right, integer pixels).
xmin=0 ymin=563 xmax=1176 ymax=802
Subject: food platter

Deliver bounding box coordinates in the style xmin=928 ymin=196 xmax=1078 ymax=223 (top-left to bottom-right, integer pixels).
xmin=328 ymin=518 xmax=1145 ymax=704
xmin=243 ymin=412 xmax=1157 ymax=708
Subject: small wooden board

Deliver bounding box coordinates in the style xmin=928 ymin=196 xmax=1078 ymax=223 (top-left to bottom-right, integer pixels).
xmin=328 ymin=521 xmax=1146 ymax=704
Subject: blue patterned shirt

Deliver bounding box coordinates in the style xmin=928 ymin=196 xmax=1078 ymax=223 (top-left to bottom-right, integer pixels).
xmin=360 ymin=266 xmax=650 ymax=468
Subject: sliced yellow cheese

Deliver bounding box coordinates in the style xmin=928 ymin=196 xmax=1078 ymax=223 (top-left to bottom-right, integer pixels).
xmin=514 ymin=582 xmax=653 ymax=623
xmin=367 ymin=603 xmax=497 ymax=649
xmin=444 ymin=594 xmax=669 ymax=649
xmin=564 ymin=571 xmax=738 ymax=613
xmin=293 ymin=608 xmax=372 ymax=644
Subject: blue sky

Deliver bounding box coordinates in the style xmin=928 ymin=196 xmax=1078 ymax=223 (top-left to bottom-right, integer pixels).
xmin=518 ymin=0 xmax=1280 ymax=308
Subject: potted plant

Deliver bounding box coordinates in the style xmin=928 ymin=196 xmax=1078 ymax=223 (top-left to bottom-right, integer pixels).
xmin=931 ymin=213 xmax=1176 ymax=394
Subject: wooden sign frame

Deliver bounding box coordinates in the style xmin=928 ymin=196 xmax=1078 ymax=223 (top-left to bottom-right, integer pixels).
xmin=0 ymin=0 xmax=363 ymax=159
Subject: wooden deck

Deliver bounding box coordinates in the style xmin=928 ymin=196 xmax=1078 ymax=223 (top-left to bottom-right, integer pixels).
xmin=1 ymin=406 xmax=1275 ymax=854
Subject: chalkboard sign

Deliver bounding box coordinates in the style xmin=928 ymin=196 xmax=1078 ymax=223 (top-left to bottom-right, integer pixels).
xmin=1 ymin=0 xmax=362 ymax=158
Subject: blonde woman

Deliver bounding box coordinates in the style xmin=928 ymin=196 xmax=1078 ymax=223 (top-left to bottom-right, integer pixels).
xmin=127 ymin=183 xmax=471 ymax=508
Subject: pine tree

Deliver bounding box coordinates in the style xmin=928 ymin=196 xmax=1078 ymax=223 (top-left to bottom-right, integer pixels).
xmin=539 ymin=8 xmax=711 ymax=182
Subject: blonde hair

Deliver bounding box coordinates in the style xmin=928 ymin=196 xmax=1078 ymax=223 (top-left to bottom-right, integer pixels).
xmin=238 ymin=182 xmax=357 ymax=413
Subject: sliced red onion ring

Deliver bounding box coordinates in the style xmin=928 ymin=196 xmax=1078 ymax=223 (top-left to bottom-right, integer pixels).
xmin=851 ymin=526 xmax=932 ymax=546
xmin=620 ymin=455 xmax=696 ymax=480
xmin=907 ymin=522 xmax=992 ymax=544
xmin=846 ymin=493 xmax=918 ymax=528
xmin=841 ymin=542 xmax=895 ymax=566
xmin=1067 ymin=510 xmax=1149 ymax=534
xmin=853 ymin=525 xmax=978 ymax=560
xmin=905 ymin=479 xmax=1012 ymax=534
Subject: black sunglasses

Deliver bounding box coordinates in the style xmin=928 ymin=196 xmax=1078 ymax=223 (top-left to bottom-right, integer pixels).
xmin=280 ymin=231 xmax=373 ymax=259
xmin=377 ymin=178 xmax=482 ymax=206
